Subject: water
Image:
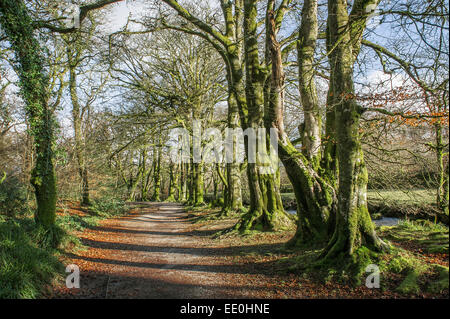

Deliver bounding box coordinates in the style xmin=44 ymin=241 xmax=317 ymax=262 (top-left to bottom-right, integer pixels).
xmin=286 ymin=210 xmax=400 ymax=227
xmin=373 ymin=217 xmax=400 ymax=226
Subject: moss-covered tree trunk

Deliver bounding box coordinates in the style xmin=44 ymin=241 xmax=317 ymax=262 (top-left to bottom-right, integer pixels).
xmin=297 ymin=0 xmax=322 ymax=169
xmin=221 ymin=90 xmax=243 ymax=215
xmin=215 ymin=163 xmax=227 ymax=203
xmin=212 ymin=168 xmax=218 ymax=200
xmin=187 ymin=158 xmax=194 ymax=204
xmin=266 ymin=5 xmax=335 ymax=245
xmin=321 ymin=25 xmax=339 ymax=187
xmin=140 ymin=149 xmax=152 ymax=201
xmin=176 ymin=161 xmax=182 ymax=201
xmin=0 ymin=0 xmax=57 ymax=227
xmin=219 ymin=0 xmax=245 ymax=216
xmin=180 ymin=160 xmax=188 ymax=201
xmin=192 ymin=162 xmax=204 ymax=205
xmin=151 ymin=140 xmax=161 ymax=201
xmin=167 ymin=161 xmax=177 ymax=202
xmin=319 ymin=0 xmax=388 ymax=266
xmin=67 ymin=48 xmax=90 ymax=206
xmin=322 ymin=86 xmax=338 ymax=185
xmin=435 ymin=124 xmax=449 ymax=217
xmin=234 ymin=0 xmax=293 ymax=232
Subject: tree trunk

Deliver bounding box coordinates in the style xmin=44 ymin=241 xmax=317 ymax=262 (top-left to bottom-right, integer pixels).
xmin=298 ymin=0 xmax=322 ymax=168
xmin=0 ymin=0 xmax=57 ymax=227
xmin=266 ymin=6 xmax=335 ymax=244
xmin=176 ymin=161 xmax=182 ymax=201
xmin=193 ymin=162 xmax=204 ymax=205
xmin=180 ymin=160 xmax=188 ymax=201
xmin=221 ymin=90 xmax=243 ymax=215
xmin=435 ymin=124 xmax=449 ymax=217
xmin=151 ymin=141 xmax=161 ymax=201
xmin=187 ymin=159 xmax=194 ymax=204
xmin=235 ymin=0 xmax=293 ymax=232
xmin=319 ymin=0 xmax=388 ymax=267
xmin=213 ymin=168 xmax=218 ymax=200
xmin=68 ymin=49 xmax=90 ymax=206
xmin=167 ymin=161 xmax=177 ymax=202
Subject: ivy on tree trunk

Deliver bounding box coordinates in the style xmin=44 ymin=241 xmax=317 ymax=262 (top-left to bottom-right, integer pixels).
xmin=0 ymin=0 xmax=57 ymax=227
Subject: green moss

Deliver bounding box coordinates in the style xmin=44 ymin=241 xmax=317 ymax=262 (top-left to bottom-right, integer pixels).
xmin=427 ymin=245 xmax=448 ymax=253
xmin=378 ymin=220 xmax=449 ymax=254
xmin=427 ymin=264 xmax=449 ymax=294
xmin=350 ymin=246 xmax=381 ymax=285
xmin=380 ymin=248 xmax=430 ymax=295
xmin=312 ymin=244 xmax=382 ymax=286
xmin=396 ymin=268 xmax=423 ymax=294
xmin=388 ymin=254 xmax=413 ymax=274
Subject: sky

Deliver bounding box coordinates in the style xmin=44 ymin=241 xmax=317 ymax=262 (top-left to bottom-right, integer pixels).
xmin=100 ymin=0 xmax=138 ymax=33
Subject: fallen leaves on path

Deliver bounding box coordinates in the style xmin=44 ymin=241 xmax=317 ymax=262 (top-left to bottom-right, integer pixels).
xmin=51 ymin=204 xmax=448 ymax=299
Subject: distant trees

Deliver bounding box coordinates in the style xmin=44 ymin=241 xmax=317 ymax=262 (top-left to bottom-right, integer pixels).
xmin=108 ymin=27 xmax=228 ymax=205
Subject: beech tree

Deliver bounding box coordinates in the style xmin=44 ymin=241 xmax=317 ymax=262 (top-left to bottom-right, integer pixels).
xmin=318 ymin=0 xmax=390 ymax=266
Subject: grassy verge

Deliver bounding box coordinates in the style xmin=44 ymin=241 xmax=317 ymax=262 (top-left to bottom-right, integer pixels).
xmin=0 ymin=216 xmax=64 ymax=298
xmin=0 ymin=197 xmax=129 ymax=299
xmin=378 ymin=220 xmax=448 ymax=254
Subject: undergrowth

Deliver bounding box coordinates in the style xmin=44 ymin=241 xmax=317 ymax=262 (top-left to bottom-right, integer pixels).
xmin=0 ymin=197 xmax=129 ymax=299
xmin=0 ymin=216 xmax=64 ymax=299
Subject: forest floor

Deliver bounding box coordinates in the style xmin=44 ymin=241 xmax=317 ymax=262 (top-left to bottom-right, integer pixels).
xmin=50 ymin=203 xmax=449 ymax=299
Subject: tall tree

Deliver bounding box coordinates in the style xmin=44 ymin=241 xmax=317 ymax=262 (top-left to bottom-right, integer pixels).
xmin=0 ymin=0 xmax=57 ymax=227
xmin=319 ymin=0 xmax=389 ymax=266
xmin=263 ymin=0 xmax=336 ymax=245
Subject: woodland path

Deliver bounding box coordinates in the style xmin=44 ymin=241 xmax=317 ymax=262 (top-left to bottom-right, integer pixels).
xmin=56 ymin=203 xmax=242 ymax=299
xmin=53 ymin=203 xmax=419 ymax=299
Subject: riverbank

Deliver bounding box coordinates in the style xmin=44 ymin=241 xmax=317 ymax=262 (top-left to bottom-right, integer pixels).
xmin=280 ymin=190 xmax=449 ymax=225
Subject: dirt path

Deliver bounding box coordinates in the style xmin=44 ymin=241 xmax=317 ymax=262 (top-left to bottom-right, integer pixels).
xmin=55 ymin=202 xmax=448 ymax=299
xmin=57 ymin=203 xmax=237 ymax=299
